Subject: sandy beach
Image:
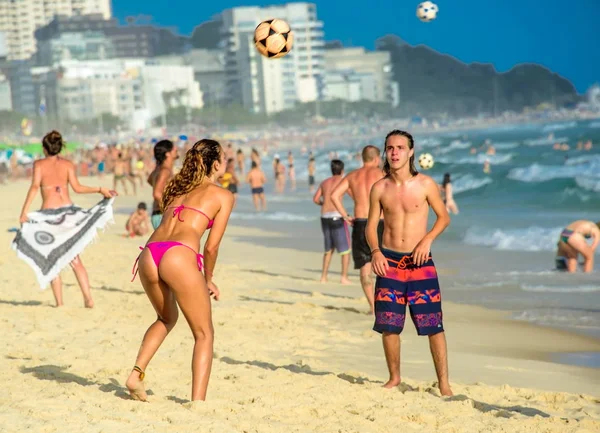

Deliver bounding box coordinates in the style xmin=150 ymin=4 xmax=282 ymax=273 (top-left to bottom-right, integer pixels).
xmin=1 ymin=179 xmax=599 ymax=433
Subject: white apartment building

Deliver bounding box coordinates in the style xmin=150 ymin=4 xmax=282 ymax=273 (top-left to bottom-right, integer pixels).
xmin=35 ymin=58 xmax=202 ymax=130
xmin=324 ymin=70 xmax=363 ymax=102
xmin=154 ymin=49 xmax=228 ymax=105
xmin=324 ymin=47 xmax=398 ymax=106
xmin=186 ymin=49 xmax=228 ymax=105
xmin=219 ymin=2 xmax=324 ymax=114
xmin=0 ymin=72 xmax=12 ymax=110
xmin=0 ymin=0 xmax=112 ymax=60
xmin=0 ymin=31 xmax=7 ymax=57
xmin=138 ymin=61 xmax=203 ymax=130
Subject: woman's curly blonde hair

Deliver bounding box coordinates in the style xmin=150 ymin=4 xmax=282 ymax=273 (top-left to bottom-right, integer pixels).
xmin=161 ymin=139 xmax=222 ymax=211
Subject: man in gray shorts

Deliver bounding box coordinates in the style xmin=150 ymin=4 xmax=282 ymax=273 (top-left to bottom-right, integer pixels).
xmin=313 ymin=159 xmax=352 ymax=284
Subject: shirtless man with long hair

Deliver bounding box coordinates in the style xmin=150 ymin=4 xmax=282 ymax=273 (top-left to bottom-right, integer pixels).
xmin=367 ymin=130 xmax=452 ymax=395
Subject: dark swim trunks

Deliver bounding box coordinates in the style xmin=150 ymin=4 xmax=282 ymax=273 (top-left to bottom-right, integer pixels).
xmin=309 ymin=175 xmax=315 ymax=186
xmin=251 ymin=186 xmax=264 ymax=194
xmin=373 ymin=248 xmax=444 ymax=336
xmin=351 ymin=218 xmax=384 ymax=269
xmin=320 ymin=217 xmax=351 ymax=254
xmin=555 ymin=256 xmax=568 ymax=271
xmin=228 ymin=184 xmax=238 ymax=194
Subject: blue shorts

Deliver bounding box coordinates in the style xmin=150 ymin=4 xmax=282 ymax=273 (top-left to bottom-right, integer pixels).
xmin=251 ymin=187 xmax=264 ymax=194
xmin=151 ymin=212 xmax=162 ymax=229
xmin=320 ymin=217 xmax=351 ymax=255
xmin=98 ymin=162 xmax=105 ymax=173
xmin=374 ymin=248 xmax=444 ymax=336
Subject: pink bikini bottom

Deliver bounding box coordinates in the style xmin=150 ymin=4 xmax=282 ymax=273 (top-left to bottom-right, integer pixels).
xmin=132 ymin=241 xmax=204 ymax=281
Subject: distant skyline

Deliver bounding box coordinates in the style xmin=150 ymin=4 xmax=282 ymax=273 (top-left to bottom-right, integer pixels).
xmin=112 ymin=0 xmax=599 ymax=94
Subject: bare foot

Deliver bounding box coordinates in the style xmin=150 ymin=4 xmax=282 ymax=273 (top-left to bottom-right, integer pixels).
xmin=54 ymin=303 xmax=64 ymax=308
xmin=439 ymin=384 xmax=453 ymax=396
xmin=320 ymin=277 xmax=328 ymax=283
xmin=382 ymin=377 xmax=401 ymax=389
xmin=340 ymin=278 xmax=352 ymax=285
xmin=126 ymin=372 xmax=147 ymax=402
xmin=84 ymin=299 xmax=94 ymax=308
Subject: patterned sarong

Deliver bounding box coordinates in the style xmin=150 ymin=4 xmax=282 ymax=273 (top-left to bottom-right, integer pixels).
xmin=11 ymin=198 xmax=114 ymax=289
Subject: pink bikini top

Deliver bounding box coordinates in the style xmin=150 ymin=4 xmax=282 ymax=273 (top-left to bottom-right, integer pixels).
xmin=166 ymin=205 xmax=214 ymax=229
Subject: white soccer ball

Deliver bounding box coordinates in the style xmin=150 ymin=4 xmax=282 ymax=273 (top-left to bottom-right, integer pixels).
xmin=416 ymin=1 xmax=438 ymax=22
xmin=418 ymin=153 xmax=434 ymax=170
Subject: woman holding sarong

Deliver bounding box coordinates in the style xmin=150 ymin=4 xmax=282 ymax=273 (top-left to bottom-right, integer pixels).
xmin=18 ymin=130 xmax=115 ymax=307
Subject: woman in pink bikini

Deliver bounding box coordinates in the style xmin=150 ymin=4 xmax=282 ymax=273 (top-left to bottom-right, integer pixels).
xmin=127 ymin=138 xmax=234 ymax=402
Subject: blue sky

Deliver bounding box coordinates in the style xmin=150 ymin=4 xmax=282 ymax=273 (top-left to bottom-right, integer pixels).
xmin=112 ymin=0 xmax=599 ymax=94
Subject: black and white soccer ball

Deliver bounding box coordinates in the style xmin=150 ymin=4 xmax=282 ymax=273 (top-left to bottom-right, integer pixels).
xmin=416 ymin=1 xmax=438 ymax=22
xmin=418 ymin=153 xmax=435 ymax=170
xmin=254 ymin=19 xmax=294 ymax=59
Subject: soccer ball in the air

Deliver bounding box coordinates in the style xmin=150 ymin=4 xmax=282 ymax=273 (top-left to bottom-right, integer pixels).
xmin=254 ymin=19 xmax=294 ymax=59
xmin=418 ymin=153 xmax=435 ymax=170
xmin=416 ymin=1 xmax=438 ymax=22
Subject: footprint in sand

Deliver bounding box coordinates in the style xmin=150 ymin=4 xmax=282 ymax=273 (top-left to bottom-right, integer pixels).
xmin=485 ymin=365 xmax=528 ymax=373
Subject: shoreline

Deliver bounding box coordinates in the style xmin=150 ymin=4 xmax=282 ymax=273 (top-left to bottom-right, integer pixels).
xmin=225 ymin=219 xmax=600 ymax=367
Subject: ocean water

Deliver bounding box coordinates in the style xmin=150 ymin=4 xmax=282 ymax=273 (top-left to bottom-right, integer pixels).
xmin=228 ymin=118 xmax=600 ymax=344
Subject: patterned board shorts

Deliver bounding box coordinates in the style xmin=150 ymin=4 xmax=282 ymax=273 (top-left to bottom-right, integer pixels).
xmin=373 ymin=248 xmax=444 ymax=336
